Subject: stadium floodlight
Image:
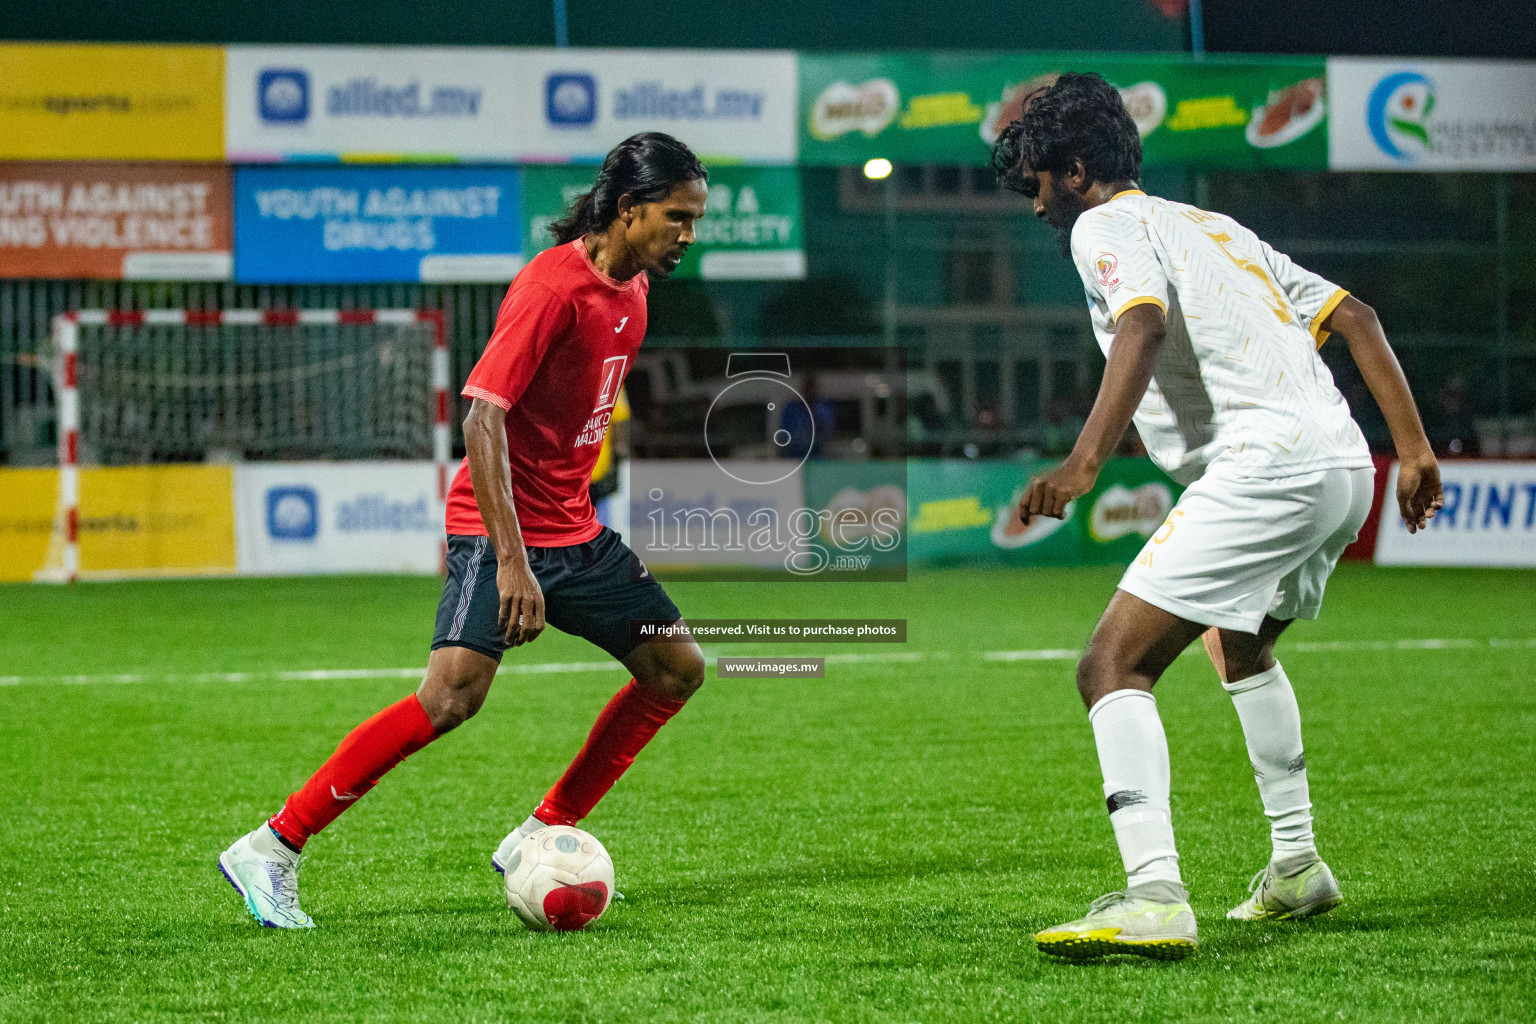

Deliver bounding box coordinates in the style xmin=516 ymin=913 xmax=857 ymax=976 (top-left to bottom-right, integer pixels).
xmin=42 ymin=308 xmax=449 ymax=583
xmin=863 ymin=158 xmax=893 ymax=180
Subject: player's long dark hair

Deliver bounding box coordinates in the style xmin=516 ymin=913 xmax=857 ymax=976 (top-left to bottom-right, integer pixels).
xmin=549 ymin=132 xmax=708 ymax=244
xmin=991 ymin=72 xmax=1142 ymax=194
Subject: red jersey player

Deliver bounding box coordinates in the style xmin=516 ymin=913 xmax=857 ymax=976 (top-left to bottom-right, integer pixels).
xmin=219 ymin=133 xmax=710 ymax=929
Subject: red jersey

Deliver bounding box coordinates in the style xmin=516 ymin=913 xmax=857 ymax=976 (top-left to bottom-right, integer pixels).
xmin=446 ymin=239 xmax=648 ymax=546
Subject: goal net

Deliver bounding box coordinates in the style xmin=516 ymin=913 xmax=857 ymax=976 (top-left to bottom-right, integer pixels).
xmin=40 ymin=308 xmax=448 ymax=581
xmin=64 ymin=309 xmax=441 ymax=463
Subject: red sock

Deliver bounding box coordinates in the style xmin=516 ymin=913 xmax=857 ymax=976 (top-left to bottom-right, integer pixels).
xmin=269 ymin=694 xmax=439 ymax=849
xmin=534 ymin=680 xmax=686 ymax=826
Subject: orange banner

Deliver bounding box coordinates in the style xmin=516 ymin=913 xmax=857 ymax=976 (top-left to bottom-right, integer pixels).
xmin=0 ymin=164 xmax=232 ymax=279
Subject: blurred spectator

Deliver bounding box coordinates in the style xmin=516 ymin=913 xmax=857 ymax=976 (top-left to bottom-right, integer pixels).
xmin=781 ymin=375 xmax=836 ymax=459
xmin=976 ymin=395 xmax=1002 ymax=433
xmin=1039 ymin=395 xmax=1087 ymax=457
xmin=1425 ymin=375 xmax=1481 ymax=457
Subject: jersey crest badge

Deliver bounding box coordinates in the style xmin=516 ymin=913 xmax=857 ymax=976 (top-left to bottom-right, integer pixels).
xmin=1096 ymin=253 xmax=1120 ymax=288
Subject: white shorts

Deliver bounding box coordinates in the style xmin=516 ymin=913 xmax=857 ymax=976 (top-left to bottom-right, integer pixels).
xmin=1118 ymin=460 xmax=1375 ymax=634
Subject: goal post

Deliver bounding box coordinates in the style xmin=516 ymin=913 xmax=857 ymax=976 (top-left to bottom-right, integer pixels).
xmin=41 ymin=308 xmax=449 ymax=583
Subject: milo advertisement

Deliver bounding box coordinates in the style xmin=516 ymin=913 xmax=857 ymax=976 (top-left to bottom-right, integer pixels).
xmin=800 ymin=53 xmax=1328 ymax=170
xmin=521 ymin=164 xmax=805 ymax=280
xmin=904 ymin=458 xmax=1182 ymax=566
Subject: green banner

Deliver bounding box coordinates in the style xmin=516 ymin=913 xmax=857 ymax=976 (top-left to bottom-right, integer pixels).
xmin=521 ymin=165 xmax=806 ymax=280
xmin=801 ymin=459 xmax=909 ymax=577
xmin=800 ymin=53 xmax=1328 ymax=170
xmin=905 ymin=458 xmax=1184 ymax=566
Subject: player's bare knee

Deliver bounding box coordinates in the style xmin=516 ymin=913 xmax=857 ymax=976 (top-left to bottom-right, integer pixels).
xmin=638 ymin=650 xmax=704 ymax=701
xmin=429 ymin=697 xmax=471 ymax=733
xmin=1075 ymin=644 xmax=1114 ymax=704
xmin=1222 ymin=646 xmax=1277 ymax=684
xmin=418 ymin=667 xmax=493 ymax=732
xmin=1077 ymin=638 xmax=1152 ymax=707
xmin=675 ymin=649 xmax=707 ymax=698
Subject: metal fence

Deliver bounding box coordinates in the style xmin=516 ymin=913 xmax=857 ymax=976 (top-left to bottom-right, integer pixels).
xmin=3 ymin=170 xmax=1532 ymax=465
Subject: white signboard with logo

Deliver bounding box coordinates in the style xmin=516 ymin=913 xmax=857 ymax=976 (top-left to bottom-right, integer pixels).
xmin=234 ymin=462 xmax=443 ymax=575
xmin=1328 ymin=58 xmax=1536 ymax=171
xmin=226 ymin=46 xmax=529 ymax=161
xmin=1374 ymin=460 xmax=1536 ymax=567
xmin=226 ymin=46 xmax=798 ymax=165
xmin=517 ymin=49 xmax=798 ymax=165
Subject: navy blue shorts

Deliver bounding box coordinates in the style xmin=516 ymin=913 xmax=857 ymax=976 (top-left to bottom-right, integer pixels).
xmin=432 ymin=527 xmax=681 ymax=663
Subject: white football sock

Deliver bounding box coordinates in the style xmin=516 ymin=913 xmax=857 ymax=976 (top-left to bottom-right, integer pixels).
xmin=1088 ymin=688 xmax=1183 ymax=894
xmin=1223 ymin=662 xmax=1317 ymax=862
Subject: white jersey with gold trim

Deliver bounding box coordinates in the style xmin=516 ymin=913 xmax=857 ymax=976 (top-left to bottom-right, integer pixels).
xmin=1070 ymin=190 xmax=1371 ymax=484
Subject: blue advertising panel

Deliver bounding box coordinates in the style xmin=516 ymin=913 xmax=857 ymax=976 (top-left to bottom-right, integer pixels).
xmin=234 ymin=166 xmax=523 ymax=283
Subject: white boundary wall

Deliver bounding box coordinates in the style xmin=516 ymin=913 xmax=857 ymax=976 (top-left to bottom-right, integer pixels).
xmin=1375 ymin=460 xmax=1536 ymax=567
xmin=234 ymin=462 xmax=443 ymax=575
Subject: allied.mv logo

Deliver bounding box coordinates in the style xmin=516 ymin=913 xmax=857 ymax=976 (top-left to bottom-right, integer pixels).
xmin=266 ymin=486 xmax=319 ymax=540
xmin=546 ymin=73 xmax=598 ymax=126
xmin=258 ymin=69 xmax=310 ymax=124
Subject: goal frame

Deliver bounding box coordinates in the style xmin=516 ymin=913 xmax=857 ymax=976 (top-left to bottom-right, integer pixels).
xmin=47 ymin=308 xmax=449 ymax=583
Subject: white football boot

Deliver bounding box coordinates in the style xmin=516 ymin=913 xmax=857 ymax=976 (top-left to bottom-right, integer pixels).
xmin=1228 ymin=856 xmax=1343 ymax=921
xmin=218 ymin=825 xmax=315 ymax=929
xmin=491 ymin=815 xmax=546 ymax=876
xmin=1035 ymin=890 xmax=1198 ymax=961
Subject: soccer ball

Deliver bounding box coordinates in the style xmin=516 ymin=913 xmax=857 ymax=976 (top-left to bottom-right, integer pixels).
xmin=503 ymin=826 xmax=615 ymax=932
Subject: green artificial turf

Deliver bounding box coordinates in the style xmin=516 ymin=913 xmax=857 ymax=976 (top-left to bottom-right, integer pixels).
xmin=1 ymin=564 xmax=1533 ymax=1023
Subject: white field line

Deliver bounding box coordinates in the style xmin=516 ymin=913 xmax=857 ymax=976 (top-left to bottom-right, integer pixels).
xmin=0 ymin=661 xmax=618 ymax=688
xmin=823 ymin=651 xmax=948 ymax=665
xmin=2 ymin=637 xmax=1531 ymax=688
xmin=982 ymin=636 xmax=1536 ymax=663
xmin=981 ymin=649 xmax=1081 ymax=662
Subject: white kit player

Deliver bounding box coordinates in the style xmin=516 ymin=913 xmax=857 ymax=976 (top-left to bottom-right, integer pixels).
xmin=991 ymin=73 xmax=1444 ymax=960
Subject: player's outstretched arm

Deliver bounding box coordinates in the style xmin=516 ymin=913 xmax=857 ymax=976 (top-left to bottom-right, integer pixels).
xmin=1020 ymin=302 xmax=1167 ymax=521
xmin=1320 ymin=295 xmax=1443 ymax=533
xmin=463 ymin=399 xmax=547 ymax=645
